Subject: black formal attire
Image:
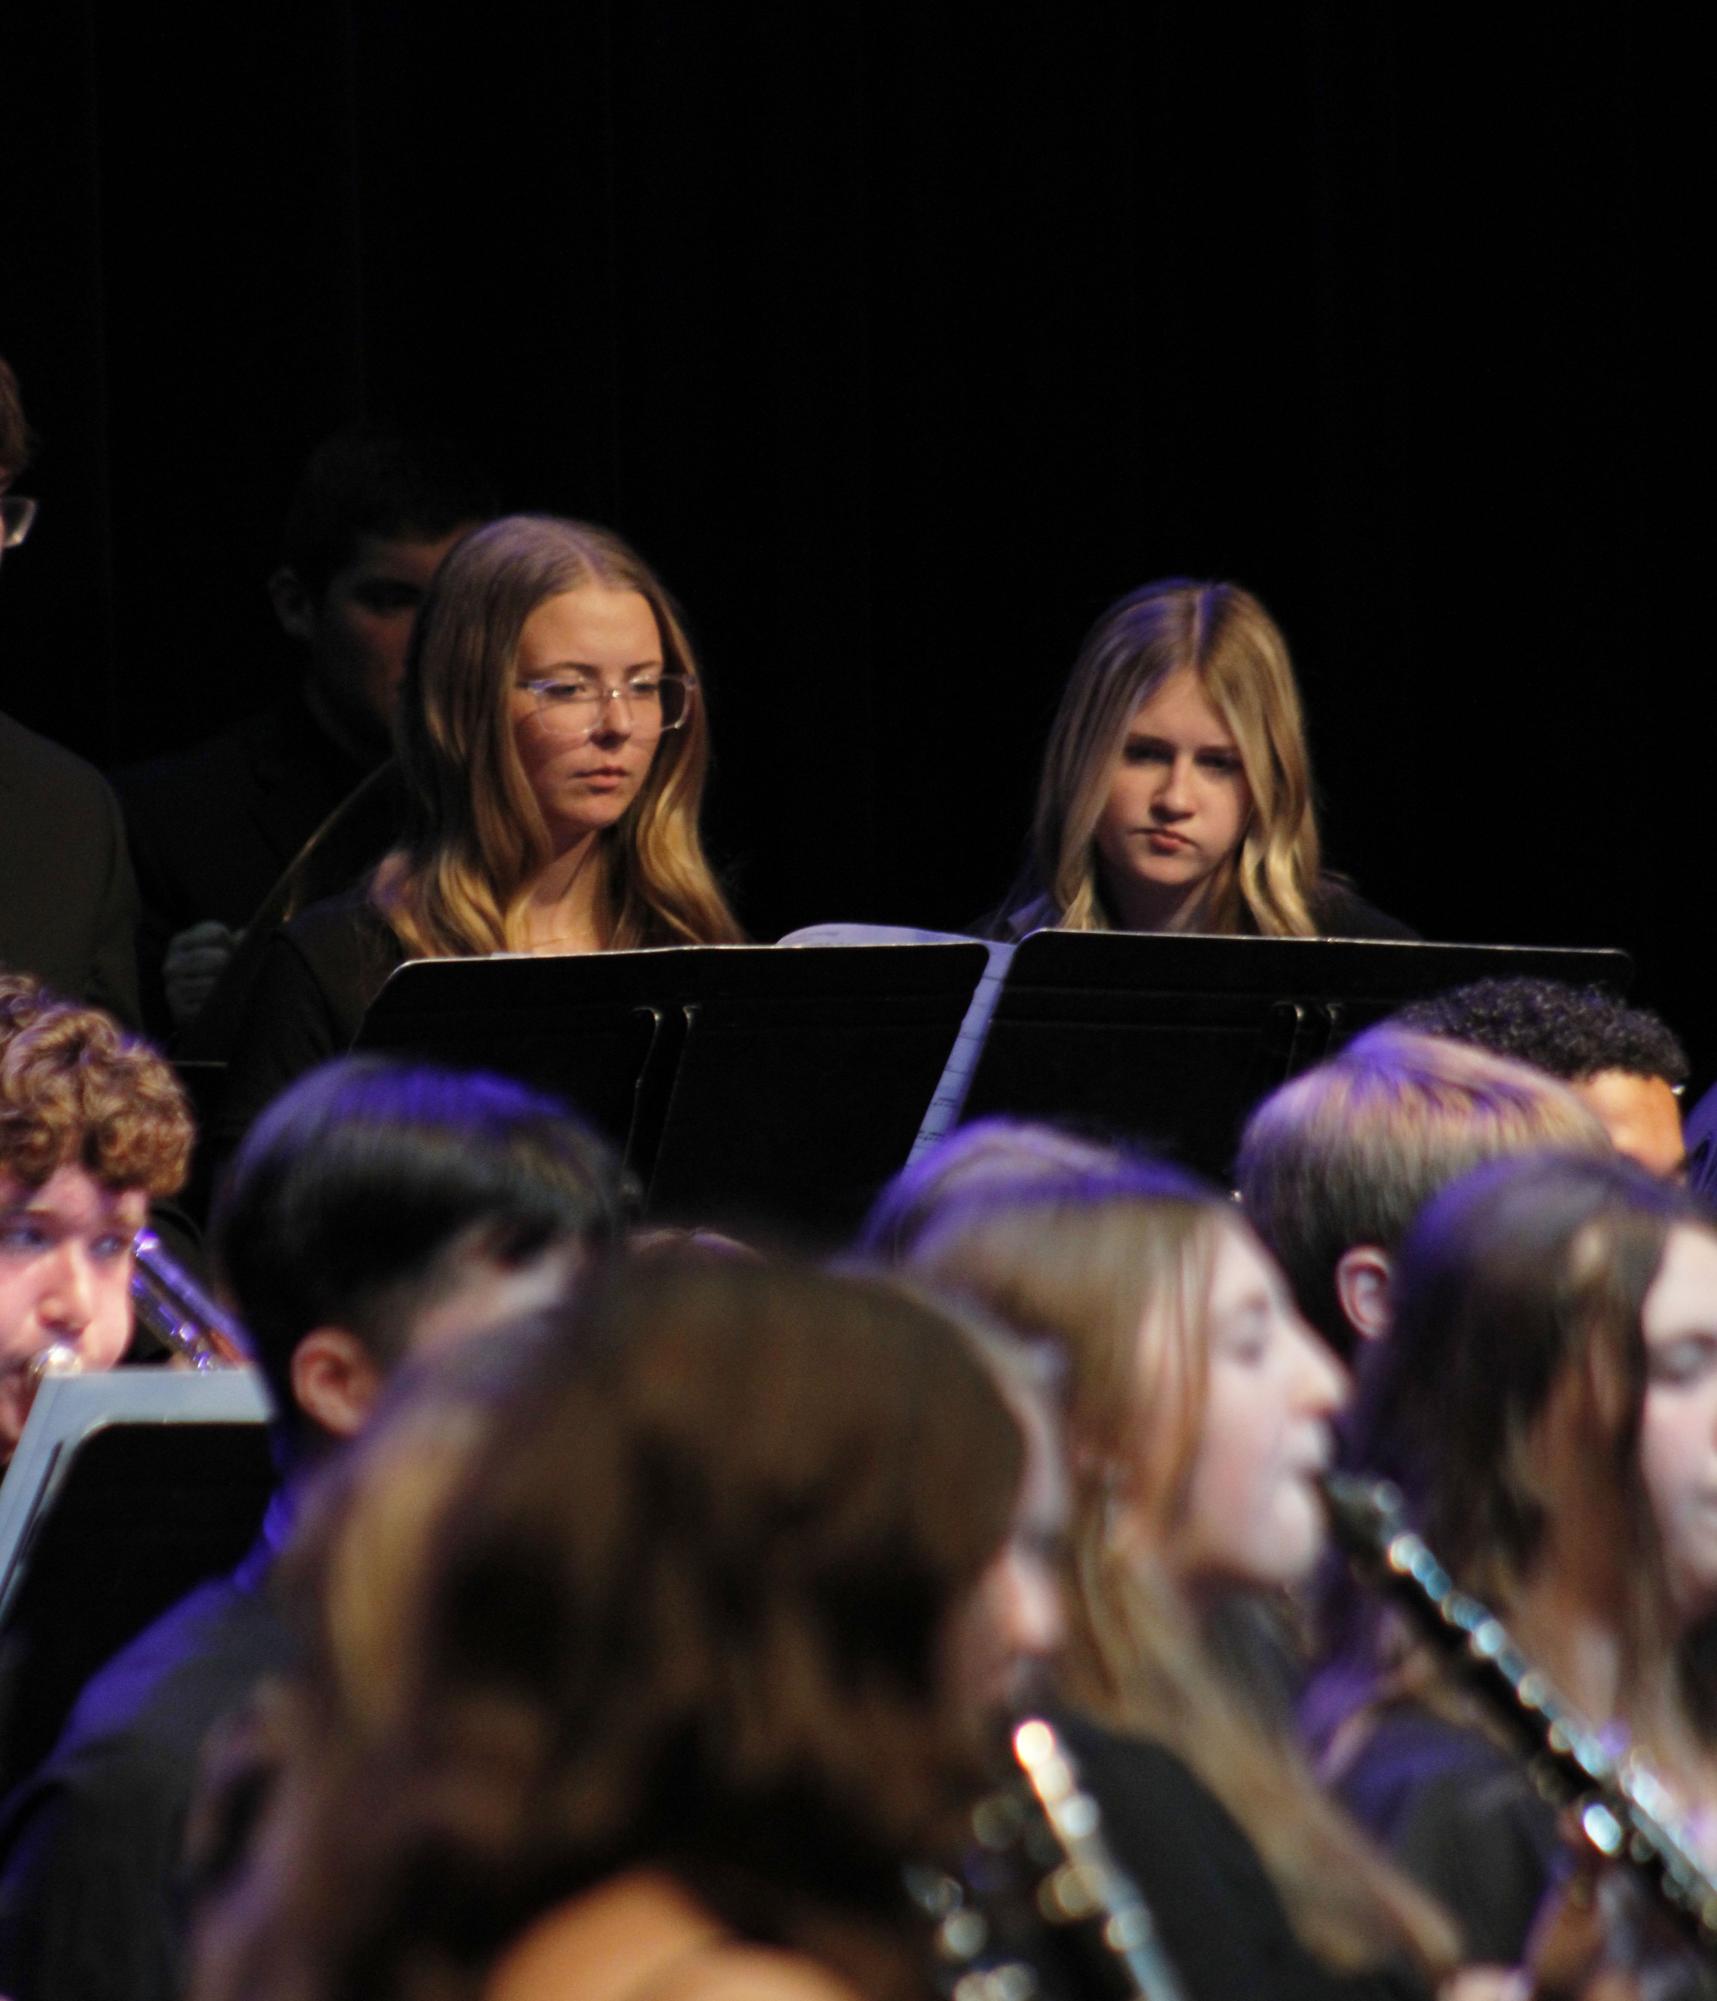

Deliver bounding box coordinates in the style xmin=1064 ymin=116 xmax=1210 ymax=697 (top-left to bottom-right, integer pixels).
xmin=998 ymin=876 xmax=1418 ymax=943
xmin=0 ymin=1546 xmax=295 ymax=2001
xmin=212 ymin=887 xmax=403 ymax=1154
xmin=1293 ymin=881 xmax=1418 ymax=941
xmin=1332 ymin=1703 xmax=1716 ymax=1997
xmin=1056 ymin=1712 xmax=1429 ymax=2001
xmin=114 ymin=690 xmax=381 ymax=1036
xmin=0 ymin=711 xmax=142 ymax=1024
xmin=1330 ymin=1705 xmax=1554 ymax=1966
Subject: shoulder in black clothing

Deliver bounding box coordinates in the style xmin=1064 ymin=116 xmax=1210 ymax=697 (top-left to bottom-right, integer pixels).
xmin=0 ymin=1567 xmax=295 ymax=2001
xmin=114 ymin=691 xmax=375 ymax=939
xmin=278 ymin=884 xmax=405 ymax=1030
xmin=0 ymin=710 xmax=141 ymax=1024
xmin=1328 ymin=1703 xmax=1554 ymax=1969
xmin=115 ymin=692 xmax=380 ymax=1035
xmin=1308 ymin=880 xmax=1418 ymax=941
xmin=1051 ymin=1710 xmax=1428 ymax=2001
xmin=212 ymin=887 xmax=404 ymax=1160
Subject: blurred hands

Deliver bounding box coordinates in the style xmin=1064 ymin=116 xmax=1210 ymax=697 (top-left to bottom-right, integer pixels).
xmin=163 ymin=919 xmax=242 ymax=1030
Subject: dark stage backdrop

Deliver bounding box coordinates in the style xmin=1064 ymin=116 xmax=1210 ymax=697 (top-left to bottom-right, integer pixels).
xmin=1 ymin=9 xmax=1701 ymax=1073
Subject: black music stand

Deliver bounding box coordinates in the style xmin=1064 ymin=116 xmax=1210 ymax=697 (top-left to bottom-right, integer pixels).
xmin=356 ymin=948 xmax=684 ymax=1166
xmin=957 ymin=932 xmax=1631 ymax=1183
xmin=0 ymin=1370 xmax=273 ymax=1791
xmin=357 ymin=941 xmax=991 ymax=1241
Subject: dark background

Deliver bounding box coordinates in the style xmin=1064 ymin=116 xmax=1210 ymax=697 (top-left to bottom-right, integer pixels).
xmin=2 ymin=9 xmax=1701 ymax=1075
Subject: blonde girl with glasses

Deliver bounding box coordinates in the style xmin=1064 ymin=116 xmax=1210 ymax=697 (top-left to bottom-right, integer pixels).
xmin=220 ymin=517 xmax=741 ymax=1146
xmin=377 ymin=515 xmax=739 ymax=959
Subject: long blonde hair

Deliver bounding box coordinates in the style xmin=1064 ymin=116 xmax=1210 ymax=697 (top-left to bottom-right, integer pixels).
xmin=1003 ymin=579 xmax=1321 ymax=937
xmin=905 ymin=1167 xmax=1460 ymax=1982
xmin=373 ymin=515 xmax=743 ymax=957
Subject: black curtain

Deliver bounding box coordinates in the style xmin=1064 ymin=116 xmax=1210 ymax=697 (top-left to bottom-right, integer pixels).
xmin=1 ymin=7 xmax=1697 ymax=1068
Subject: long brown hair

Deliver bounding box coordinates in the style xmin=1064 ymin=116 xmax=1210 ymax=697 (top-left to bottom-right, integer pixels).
xmin=1000 ymin=579 xmax=1321 ymax=937
xmin=905 ymin=1165 xmax=1461 ymax=1982
xmin=373 ymin=515 xmax=743 ymax=957
xmin=1347 ymin=1149 xmax=1717 ymax=1755
xmin=191 ymin=1257 xmax=1027 ymax=2001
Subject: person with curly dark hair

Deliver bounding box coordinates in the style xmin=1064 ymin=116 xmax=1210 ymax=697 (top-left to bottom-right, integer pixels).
xmin=1393 ymin=977 xmax=1689 ymax=1181
xmin=0 ymin=973 xmax=192 ymax=1458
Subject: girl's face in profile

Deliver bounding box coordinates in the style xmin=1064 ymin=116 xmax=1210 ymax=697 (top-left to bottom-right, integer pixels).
xmin=1092 ymin=669 xmax=1253 ymax=934
xmin=1160 ymin=1222 xmax=1346 ymax=1596
xmin=1639 ymin=1222 xmax=1717 ymax=1627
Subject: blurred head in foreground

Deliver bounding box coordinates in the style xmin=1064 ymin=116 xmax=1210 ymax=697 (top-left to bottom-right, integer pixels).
xmin=191 ymin=1254 xmax=1062 ymax=2001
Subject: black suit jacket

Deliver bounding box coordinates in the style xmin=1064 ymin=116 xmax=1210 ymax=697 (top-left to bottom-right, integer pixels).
xmin=114 ymin=690 xmax=378 ymax=1033
xmin=0 ymin=710 xmax=141 ymax=1025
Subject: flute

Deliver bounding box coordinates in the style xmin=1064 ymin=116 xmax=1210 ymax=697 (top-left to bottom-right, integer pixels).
xmin=915 ymin=1716 xmax=1190 ymax=2001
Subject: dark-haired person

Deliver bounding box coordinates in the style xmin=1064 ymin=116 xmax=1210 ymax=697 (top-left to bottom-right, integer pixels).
xmin=188 ymin=1254 xmax=1065 ymax=2001
xmin=116 ymin=428 xmax=497 ymax=1034
xmin=216 ymin=514 xmax=743 ymax=1157
xmin=0 ymin=1056 xmax=620 ymax=2001
xmin=0 ymin=973 xmax=193 ymax=1461
xmin=1393 ymin=977 xmax=1690 ymax=1182
xmin=1236 ymin=1025 xmax=1611 ymax=1360
xmin=1306 ymin=1151 xmax=1717 ymax=1991
xmin=0 ymin=356 xmax=143 ymax=1024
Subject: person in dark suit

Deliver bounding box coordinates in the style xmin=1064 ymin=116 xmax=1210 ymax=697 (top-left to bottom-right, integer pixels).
xmin=0 ymin=355 xmax=143 ymax=1024
xmin=114 ymin=430 xmax=496 ymax=1035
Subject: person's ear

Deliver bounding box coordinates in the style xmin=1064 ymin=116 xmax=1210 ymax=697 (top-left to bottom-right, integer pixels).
xmin=290 ymin=1328 xmax=383 ymax=1441
xmin=269 ymin=565 xmax=316 ymax=643
xmin=1334 ymin=1245 xmax=1394 ymax=1344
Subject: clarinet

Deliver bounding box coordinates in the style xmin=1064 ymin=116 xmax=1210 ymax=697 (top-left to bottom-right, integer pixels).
xmin=913 ymin=1716 xmax=1190 ymax=2001
xmin=1321 ymin=1470 xmax=1717 ymax=1952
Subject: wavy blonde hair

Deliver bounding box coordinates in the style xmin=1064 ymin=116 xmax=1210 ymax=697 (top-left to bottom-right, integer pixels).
xmin=373 ymin=515 xmax=743 ymax=957
xmin=1003 ymin=579 xmax=1320 ymax=937
xmin=906 ymin=1169 xmax=1460 ymax=1983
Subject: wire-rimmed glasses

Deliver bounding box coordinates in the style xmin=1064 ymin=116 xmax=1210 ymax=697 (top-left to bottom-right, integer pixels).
xmin=514 ymin=670 xmax=695 ymax=744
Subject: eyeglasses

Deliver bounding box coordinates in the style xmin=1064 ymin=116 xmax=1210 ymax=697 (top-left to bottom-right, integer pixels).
xmin=514 ymin=671 xmax=695 ymax=742
xmin=0 ymin=496 xmax=38 ymax=555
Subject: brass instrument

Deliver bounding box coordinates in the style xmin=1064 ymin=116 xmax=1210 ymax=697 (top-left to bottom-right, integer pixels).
xmin=1321 ymin=1470 xmax=1717 ymax=1952
xmin=915 ymin=1716 xmax=1190 ymax=2001
xmin=4 ymin=1234 xmax=246 ymax=1446
xmin=129 ymin=1230 xmax=247 ymax=1369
